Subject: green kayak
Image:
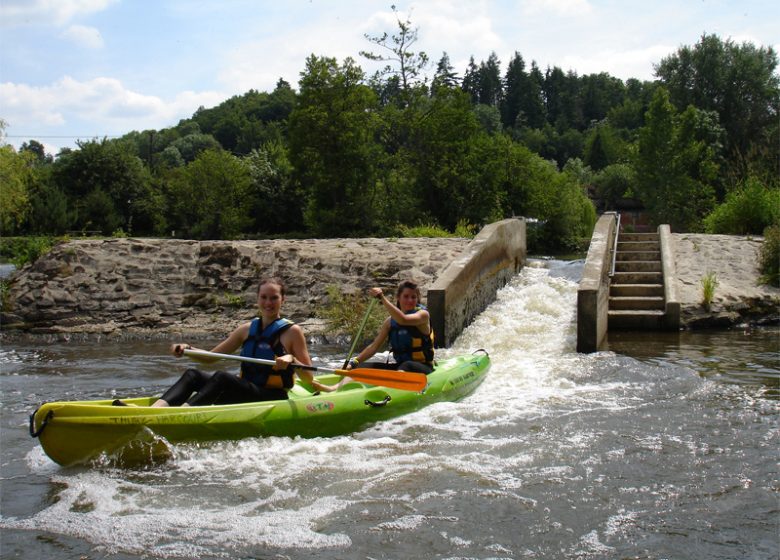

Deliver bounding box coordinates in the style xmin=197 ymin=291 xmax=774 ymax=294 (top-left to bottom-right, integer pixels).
xmin=30 ymin=351 xmax=490 ymax=467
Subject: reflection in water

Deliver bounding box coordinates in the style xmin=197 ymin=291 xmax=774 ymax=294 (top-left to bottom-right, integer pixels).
xmin=607 ymin=328 xmax=780 ymax=395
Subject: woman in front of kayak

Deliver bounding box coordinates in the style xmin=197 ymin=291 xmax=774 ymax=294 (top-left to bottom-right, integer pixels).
xmin=144 ymin=277 xmax=323 ymax=407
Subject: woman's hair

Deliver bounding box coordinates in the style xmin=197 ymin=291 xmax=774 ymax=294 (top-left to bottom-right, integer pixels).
xmin=396 ymin=279 xmax=421 ymax=300
xmin=258 ymin=277 xmax=286 ymax=297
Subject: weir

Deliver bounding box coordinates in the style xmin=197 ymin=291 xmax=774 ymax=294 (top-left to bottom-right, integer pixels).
xmin=428 ymin=218 xmax=526 ymax=347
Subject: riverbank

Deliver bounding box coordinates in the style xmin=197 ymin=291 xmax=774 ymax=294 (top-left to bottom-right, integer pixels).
xmin=672 ymin=233 xmax=779 ymax=328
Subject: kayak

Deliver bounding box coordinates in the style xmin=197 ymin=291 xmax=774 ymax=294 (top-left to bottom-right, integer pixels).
xmin=29 ymin=351 xmax=490 ymax=467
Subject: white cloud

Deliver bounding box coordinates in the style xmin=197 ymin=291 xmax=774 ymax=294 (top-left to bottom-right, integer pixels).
xmin=0 ymin=0 xmax=118 ymax=27
xmin=522 ymin=0 xmax=593 ymax=17
xmin=61 ymin=24 xmax=104 ymax=49
xmin=0 ymin=76 xmax=225 ymax=145
xmin=559 ymin=44 xmax=674 ymax=81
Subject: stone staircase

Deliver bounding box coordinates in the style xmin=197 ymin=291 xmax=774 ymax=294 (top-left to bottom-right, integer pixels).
xmin=608 ymin=232 xmax=667 ymax=329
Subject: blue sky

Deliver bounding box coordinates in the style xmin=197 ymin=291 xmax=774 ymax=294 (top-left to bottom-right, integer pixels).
xmin=1 ymin=0 xmax=778 ymax=154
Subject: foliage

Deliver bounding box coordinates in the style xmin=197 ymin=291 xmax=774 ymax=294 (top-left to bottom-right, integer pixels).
xmin=700 ymin=272 xmax=718 ymax=310
xmin=758 ymin=225 xmax=780 ymax=287
xmin=656 ymin=34 xmax=779 ymax=181
xmin=289 ymin=55 xmax=382 ymax=237
xmin=0 ymin=146 xmax=33 ymax=234
xmin=704 ymin=177 xmax=780 ymax=234
xmin=0 ymin=236 xmax=57 ymax=268
xmin=167 ymin=149 xmax=252 ymax=239
xmin=244 ymin=143 xmax=304 ymax=235
xmin=593 ymin=163 xmax=637 ymax=210
xmin=51 ymin=139 xmax=154 ymax=235
xmin=633 ymin=88 xmax=717 ymax=231
xmin=318 ymin=285 xmax=386 ymax=339
xmin=360 ymin=4 xmax=429 ymax=102
xmin=396 ymin=219 xmax=475 ymax=238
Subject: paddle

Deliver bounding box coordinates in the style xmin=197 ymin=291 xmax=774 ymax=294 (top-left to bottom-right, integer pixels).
xmin=183 ymin=349 xmax=427 ymax=392
xmin=343 ymin=297 xmax=377 ymax=368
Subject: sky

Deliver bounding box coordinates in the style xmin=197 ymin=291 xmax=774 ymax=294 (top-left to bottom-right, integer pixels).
xmin=1 ymin=0 xmax=778 ymax=155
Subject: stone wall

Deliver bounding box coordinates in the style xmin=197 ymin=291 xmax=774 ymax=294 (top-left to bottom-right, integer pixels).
xmin=1 ymin=237 xmax=470 ymax=340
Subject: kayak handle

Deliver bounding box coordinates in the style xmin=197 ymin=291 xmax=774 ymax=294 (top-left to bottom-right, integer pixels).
xmin=364 ymin=396 xmax=391 ymax=408
xmin=29 ymin=408 xmax=53 ymax=438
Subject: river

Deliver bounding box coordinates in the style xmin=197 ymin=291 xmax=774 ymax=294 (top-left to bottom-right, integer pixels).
xmin=1 ymin=259 xmax=777 ymax=559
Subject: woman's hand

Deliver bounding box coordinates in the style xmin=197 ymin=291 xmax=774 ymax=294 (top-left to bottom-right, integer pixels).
xmin=274 ymin=354 xmax=294 ymax=370
xmin=369 ymin=287 xmax=384 ymax=300
xmin=171 ymin=343 xmax=192 ymax=357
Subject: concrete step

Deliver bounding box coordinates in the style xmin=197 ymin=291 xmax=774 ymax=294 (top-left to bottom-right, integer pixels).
xmin=611 ymin=271 xmax=663 ymax=284
xmin=610 ymin=283 xmax=664 ymax=297
xmin=609 ymin=296 xmax=665 ymax=310
xmin=615 ymin=250 xmax=661 ymax=261
xmin=608 ymin=309 xmax=666 ymax=330
xmin=620 ymin=232 xmax=659 ymax=242
xmin=614 ymin=260 xmax=662 ymax=273
xmin=617 ymin=240 xmax=660 ymax=252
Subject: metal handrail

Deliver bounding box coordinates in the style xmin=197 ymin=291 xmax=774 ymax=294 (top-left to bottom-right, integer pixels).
xmin=609 ymin=212 xmax=621 ymax=278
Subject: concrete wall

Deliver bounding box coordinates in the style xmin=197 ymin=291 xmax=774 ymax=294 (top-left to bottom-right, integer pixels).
xmin=576 ymin=212 xmax=618 ymax=353
xmin=658 ymin=224 xmax=680 ymax=329
xmin=427 ymin=218 xmax=526 ymax=347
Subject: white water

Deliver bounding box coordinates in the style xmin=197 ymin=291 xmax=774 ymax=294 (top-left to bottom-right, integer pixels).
xmin=1 ymin=259 xmax=777 ymax=559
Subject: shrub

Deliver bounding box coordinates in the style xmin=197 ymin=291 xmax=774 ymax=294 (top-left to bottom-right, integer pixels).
xmin=704 ymin=177 xmax=780 ymax=234
xmin=318 ymin=285 xmax=386 ymax=339
xmin=0 ymin=236 xmax=57 ymax=268
xmin=700 ymin=272 xmax=718 ymax=310
xmin=759 ymin=225 xmax=780 ymax=287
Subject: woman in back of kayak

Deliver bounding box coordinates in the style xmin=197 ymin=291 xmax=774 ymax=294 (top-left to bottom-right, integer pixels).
xmin=345 ymin=279 xmax=435 ymax=375
xmin=138 ymin=278 xmax=322 ymax=407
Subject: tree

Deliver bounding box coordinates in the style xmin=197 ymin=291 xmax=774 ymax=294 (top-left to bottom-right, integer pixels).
xmin=0 ymin=146 xmax=33 ymax=234
xmin=51 ymin=139 xmax=155 ymax=235
xmin=634 ymin=88 xmax=717 ymax=231
xmin=244 ymin=142 xmax=304 ymax=235
xmin=360 ymin=4 xmax=429 ymax=102
xmin=461 ymin=56 xmax=481 ymax=104
xmin=431 ymin=52 xmax=459 ymax=92
xmin=478 ymin=52 xmax=503 ymax=107
xmin=167 ymin=149 xmax=251 ymax=239
xmin=288 ymin=55 xmax=382 ymax=236
xmin=655 ymin=34 xmax=779 ymax=180
xmin=502 ymin=53 xmax=546 ymax=130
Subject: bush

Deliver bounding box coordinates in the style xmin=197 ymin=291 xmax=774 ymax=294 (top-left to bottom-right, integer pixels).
xmin=759 ymin=225 xmax=780 ymax=287
xmin=396 ymin=220 xmax=476 ymax=239
xmin=318 ymin=286 xmax=386 ymax=339
xmin=0 ymin=236 xmax=57 ymax=268
xmin=704 ymin=177 xmax=780 ymax=234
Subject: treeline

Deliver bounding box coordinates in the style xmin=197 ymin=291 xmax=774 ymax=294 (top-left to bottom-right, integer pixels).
xmin=1 ymin=17 xmax=778 ymax=252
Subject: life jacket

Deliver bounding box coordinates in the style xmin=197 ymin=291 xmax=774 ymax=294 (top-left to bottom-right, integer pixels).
xmin=389 ymin=305 xmax=434 ymax=365
xmin=240 ymin=317 xmax=295 ymax=389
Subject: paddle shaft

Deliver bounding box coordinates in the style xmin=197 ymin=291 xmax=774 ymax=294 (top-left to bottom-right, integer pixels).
xmin=182 ymin=349 xmax=427 ymax=392
xmin=343 ymin=297 xmax=377 ymax=368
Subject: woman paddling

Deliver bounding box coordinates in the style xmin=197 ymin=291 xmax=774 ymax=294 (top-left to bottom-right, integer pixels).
xmin=141 ymin=277 xmax=322 ymax=407
xmin=346 ymin=279 xmax=435 ymax=375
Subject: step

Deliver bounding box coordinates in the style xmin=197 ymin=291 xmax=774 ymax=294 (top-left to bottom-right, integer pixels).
xmin=608 ymin=309 xmax=666 ymax=330
xmin=619 ymin=232 xmax=659 ymax=242
xmin=611 ymin=271 xmax=663 ymax=284
xmin=615 ymin=250 xmax=661 ymax=262
xmin=617 ymin=240 xmax=660 ymax=252
xmin=609 ymin=296 xmax=665 ymax=311
xmin=609 ymin=283 xmax=664 ymax=297
xmin=614 ymin=260 xmax=662 ymax=273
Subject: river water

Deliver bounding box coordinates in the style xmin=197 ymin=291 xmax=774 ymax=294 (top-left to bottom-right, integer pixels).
xmin=1 ymin=260 xmax=777 ymax=559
